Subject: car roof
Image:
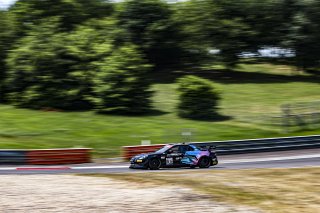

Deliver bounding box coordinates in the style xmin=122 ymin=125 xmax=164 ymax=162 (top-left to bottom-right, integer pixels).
xmin=168 ymin=143 xmax=190 ymax=146
xmin=168 ymin=144 xmax=198 ymax=149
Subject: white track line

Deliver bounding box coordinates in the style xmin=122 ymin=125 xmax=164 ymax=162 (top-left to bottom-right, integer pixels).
xmin=71 ymin=165 xmax=128 ymax=170
xmin=0 ymin=168 xmax=16 ymax=171
xmin=222 ymin=154 xmax=320 ymax=164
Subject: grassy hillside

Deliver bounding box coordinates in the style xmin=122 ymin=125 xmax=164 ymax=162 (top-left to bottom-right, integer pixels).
xmin=0 ymin=62 xmax=320 ymax=157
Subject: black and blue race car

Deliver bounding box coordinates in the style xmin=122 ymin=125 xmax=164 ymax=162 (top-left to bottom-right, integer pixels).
xmin=129 ymin=143 xmax=218 ymax=170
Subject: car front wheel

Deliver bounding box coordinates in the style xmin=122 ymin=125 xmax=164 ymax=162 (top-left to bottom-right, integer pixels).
xmin=149 ymin=158 xmax=161 ymax=170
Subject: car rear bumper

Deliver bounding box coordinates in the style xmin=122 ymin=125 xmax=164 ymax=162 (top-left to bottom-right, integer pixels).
xmin=211 ymin=158 xmax=218 ymax=166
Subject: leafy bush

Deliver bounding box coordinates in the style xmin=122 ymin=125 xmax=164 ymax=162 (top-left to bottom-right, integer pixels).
xmin=177 ymin=75 xmax=220 ymax=120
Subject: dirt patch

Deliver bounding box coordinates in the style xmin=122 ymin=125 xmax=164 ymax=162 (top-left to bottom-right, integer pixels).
xmin=104 ymin=168 xmax=320 ymax=213
xmin=0 ymin=175 xmax=261 ymax=213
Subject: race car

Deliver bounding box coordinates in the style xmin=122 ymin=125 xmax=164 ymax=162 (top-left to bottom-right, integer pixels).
xmin=129 ymin=143 xmax=218 ymax=170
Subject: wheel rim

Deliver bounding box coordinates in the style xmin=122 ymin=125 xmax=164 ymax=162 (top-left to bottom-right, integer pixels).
xmin=150 ymin=159 xmax=160 ymax=168
xmin=201 ymin=158 xmax=209 ymax=166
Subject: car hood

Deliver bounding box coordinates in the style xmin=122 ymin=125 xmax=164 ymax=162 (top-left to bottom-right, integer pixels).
xmin=131 ymin=153 xmax=154 ymax=161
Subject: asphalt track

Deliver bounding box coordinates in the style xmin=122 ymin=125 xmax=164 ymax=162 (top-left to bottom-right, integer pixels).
xmin=0 ymin=149 xmax=319 ymax=175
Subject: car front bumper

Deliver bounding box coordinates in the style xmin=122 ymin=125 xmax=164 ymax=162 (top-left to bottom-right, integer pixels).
xmin=129 ymin=163 xmax=147 ymax=169
xmin=129 ymin=159 xmax=148 ymax=169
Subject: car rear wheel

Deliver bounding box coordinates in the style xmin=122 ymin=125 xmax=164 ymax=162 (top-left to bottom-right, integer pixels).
xmin=198 ymin=157 xmax=211 ymax=168
xmin=149 ymin=158 xmax=161 ymax=170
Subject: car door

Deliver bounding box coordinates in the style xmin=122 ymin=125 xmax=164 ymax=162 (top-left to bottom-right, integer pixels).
xmin=164 ymin=146 xmax=181 ymax=167
xmin=177 ymin=145 xmax=195 ymax=166
xmin=172 ymin=145 xmax=187 ymax=166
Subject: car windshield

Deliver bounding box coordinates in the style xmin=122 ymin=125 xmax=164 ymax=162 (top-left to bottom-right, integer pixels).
xmin=155 ymin=145 xmax=173 ymax=154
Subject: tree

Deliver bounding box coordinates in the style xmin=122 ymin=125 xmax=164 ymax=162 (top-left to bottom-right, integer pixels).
xmin=0 ymin=11 xmax=16 ymax=102
xmin=176 ymin=0 xmax=298 ymax=68
xmin=287 ymin=0 xmax=320 ymax=70
xmin=92 ymin=44 xmax=153 ymax=114
xmin=118 ymin=0 xmax=187 ymax=70
xmin=9 ymin=0 xmax=113 ymax=34
xmin=176 ymin=0 xmax=256 ymax=68
xmin=5 ymin=18 xmax=119 ymax=110
xmin=6 ymin=19 xmax=81 ymax=109
xmin=177 ymin=75 xmax=220 ymax=120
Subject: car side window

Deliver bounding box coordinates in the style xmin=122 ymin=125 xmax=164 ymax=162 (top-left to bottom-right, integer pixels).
xmin=187 ymin=145 xmax=194 ymax=151
xmin=179 ymin=146 xmax=187 ymax=154
xmin=167 ymin=146 xmax=179 ymax=154
xmin=179 ymin=145 xmax=194 ymax=154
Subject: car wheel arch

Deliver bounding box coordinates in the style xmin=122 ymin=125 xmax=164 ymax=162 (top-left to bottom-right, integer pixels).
xmin=198 ymin=156 xmax=211 ymax=168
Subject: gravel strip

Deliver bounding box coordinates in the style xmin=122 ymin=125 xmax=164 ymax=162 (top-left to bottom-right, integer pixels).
xmin=0 ymin=175 xmax=262 ymax=213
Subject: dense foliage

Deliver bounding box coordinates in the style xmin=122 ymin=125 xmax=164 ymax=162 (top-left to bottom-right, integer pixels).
xmin=5 ymin=18 xmax=120 ymax=110
xmin=118 ymin=0 xmax=187 ymax=70
xmin=92 ymin=45 xmax=153 ymax=114
xmin=0 ymin=0 xmax=320 ymax=116
xmin=0 ymin=11 xmax=15 ymax=102
xmin=10 ymin=0 xmax=113 ymax=33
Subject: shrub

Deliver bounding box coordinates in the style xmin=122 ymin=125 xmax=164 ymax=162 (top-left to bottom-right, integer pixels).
xmin=177 ymin=75 xmax=220 ymax=120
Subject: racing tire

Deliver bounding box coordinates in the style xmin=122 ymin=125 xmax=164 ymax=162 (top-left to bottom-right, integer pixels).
xmin=148 ymin=158 xmax=161 ymax=170
xmin=198 ymin=157 xmax=211 ymax=168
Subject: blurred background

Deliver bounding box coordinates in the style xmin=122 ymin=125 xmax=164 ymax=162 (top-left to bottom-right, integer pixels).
xmin=0 ymin=0 xmax=320 ymax=157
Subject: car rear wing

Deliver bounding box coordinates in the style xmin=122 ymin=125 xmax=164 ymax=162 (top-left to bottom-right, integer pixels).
xmin=196 ymin=145 xmax=216 ymax=152
xmin=208 ymin=145 xmax=216 ymax=152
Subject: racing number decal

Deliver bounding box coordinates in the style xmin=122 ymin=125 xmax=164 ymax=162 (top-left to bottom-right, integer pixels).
xmin=166 ymin=158 xmax=173 ymax=165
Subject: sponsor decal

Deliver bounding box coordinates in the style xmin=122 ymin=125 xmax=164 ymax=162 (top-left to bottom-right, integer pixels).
xmin=169 ymin=153 xmax=181 ymax=156
xmin=166 ymin=158 xmax=173 ymax=165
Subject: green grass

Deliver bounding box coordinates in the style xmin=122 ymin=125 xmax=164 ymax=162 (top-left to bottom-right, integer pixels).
xmin=1 ymin=62 xmax=320 ymax=157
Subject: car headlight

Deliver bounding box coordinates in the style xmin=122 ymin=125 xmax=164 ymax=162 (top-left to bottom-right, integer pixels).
xmin=138 ymin=155 xmax=147 ymax=160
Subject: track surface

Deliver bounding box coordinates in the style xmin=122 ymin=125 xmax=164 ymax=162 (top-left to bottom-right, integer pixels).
xmin=0 ymin=149 xmax=319 ymax=175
